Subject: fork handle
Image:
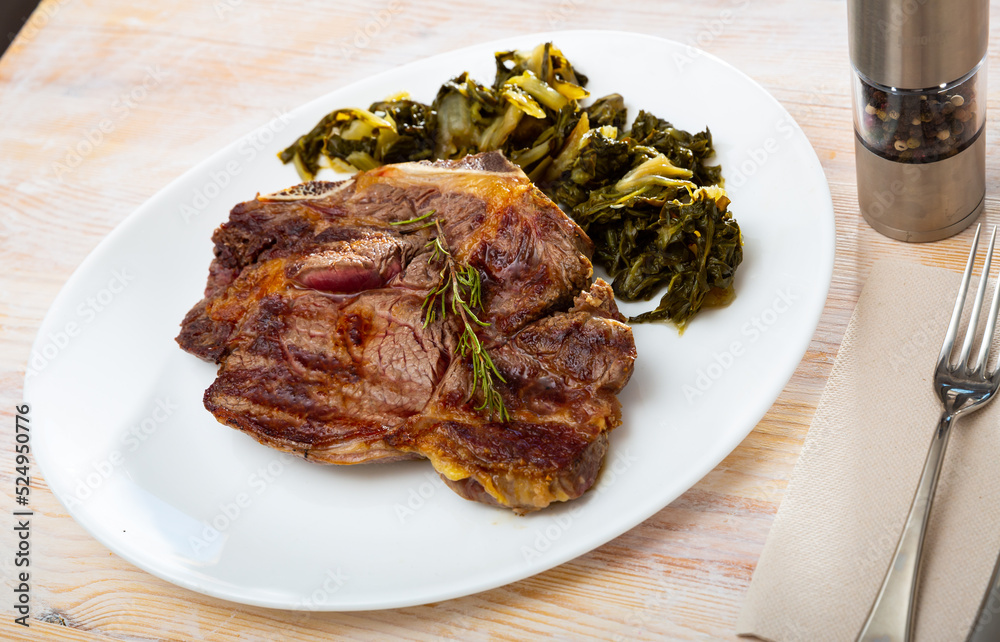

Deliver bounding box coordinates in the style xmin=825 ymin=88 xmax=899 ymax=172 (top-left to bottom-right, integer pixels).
xmin=857 ymin=412 xmax=956 ymax=642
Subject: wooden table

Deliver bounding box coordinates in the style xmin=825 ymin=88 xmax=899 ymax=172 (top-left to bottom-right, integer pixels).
xmin=1 ymin=1 xmax=996 ymax=639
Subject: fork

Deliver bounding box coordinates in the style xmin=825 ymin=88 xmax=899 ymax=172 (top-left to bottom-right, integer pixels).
xmin=858 ymin=224 xmax=1000 ymax=642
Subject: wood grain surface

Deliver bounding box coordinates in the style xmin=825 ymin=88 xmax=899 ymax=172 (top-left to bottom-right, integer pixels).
xmin=2 ymin=1 xmax=999 ymax=639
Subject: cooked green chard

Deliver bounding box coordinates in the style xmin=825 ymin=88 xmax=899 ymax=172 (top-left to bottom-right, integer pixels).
xmin=278 ymin=100 xmax=436 ymax=177
xmin=585 ymin=93 xmax=627 ymax=129
xmin=575 ymin=182 xmax=741 ymax=328
xmin=543 ymin=118 xmax=631 ymax=209
xmin=432 ymin=73 xmax=501 ymax=158
xmin=279 ymin=42 xmax=743 ymax=327
xmin=628 ymin=110 xmax=723 ymax=187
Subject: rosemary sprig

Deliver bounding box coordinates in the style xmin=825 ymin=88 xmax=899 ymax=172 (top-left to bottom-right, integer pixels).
xmin=420 ymin=221 xmax=510 ymax=422
xmin=390 ymin=209 xmax=437 ymax=229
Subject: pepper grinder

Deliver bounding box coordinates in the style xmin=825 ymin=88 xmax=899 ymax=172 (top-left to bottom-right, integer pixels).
xmin=849 ymin=0 xmax=989 ymax=242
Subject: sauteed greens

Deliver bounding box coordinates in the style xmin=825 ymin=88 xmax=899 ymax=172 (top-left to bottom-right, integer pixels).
xmin=279 ymin=42 xmax=742 ymax=328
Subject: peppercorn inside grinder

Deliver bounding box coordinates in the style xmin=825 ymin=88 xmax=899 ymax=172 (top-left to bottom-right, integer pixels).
xmin=848 ymin=0 xmax=988 ymax=242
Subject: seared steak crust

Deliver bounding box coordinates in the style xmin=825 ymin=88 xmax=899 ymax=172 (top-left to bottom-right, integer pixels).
xmin=178 ymin=152 xmax=636 ymax=512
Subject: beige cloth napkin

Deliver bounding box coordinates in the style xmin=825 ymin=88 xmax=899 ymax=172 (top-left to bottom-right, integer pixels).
xmin=737 ymin=259 xmax=1000 ymax=642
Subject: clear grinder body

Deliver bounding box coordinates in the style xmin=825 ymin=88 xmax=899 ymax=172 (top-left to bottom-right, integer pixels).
xmin=848 ymin=0 xmax=989 ymax=242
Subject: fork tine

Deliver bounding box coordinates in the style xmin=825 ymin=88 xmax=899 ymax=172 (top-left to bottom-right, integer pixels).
xmin=939 ymin=224 xmax=981 ymax=369
xmin=959 ymin=225 xmax=996 ymax=371
xmin=975 ymin=226 xmax=1000 ymax=374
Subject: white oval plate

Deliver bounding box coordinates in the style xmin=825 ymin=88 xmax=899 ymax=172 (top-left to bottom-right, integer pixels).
xmin=25 ymin=31 xmax=834 ymax=610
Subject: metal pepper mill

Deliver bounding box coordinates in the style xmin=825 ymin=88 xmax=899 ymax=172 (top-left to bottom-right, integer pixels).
xmin=849 ymin=0 xmax=988 ymax=242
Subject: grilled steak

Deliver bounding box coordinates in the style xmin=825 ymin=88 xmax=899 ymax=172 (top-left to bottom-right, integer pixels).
xmin=177 ymin=151 xmax=636 ymax=512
